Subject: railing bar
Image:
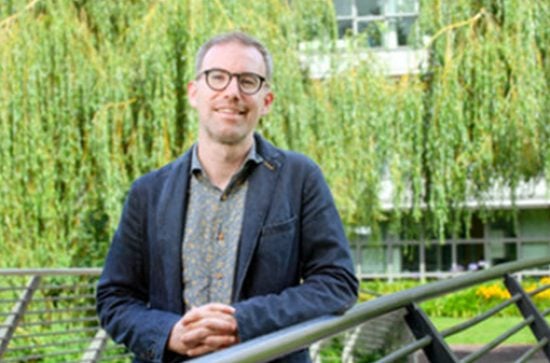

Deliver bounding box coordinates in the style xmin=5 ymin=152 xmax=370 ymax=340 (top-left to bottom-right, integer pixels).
xmin=39 ymin=283 xmax=97 ymax=290
xmin=27 ymin=294 xmax=96 ymax=302
xmin=0 ymin=286 xmax=28 ymax=292
xmin=0 ymin=311 xmax=20 ymax=316
xmin=504 ymin=273 xmax=550 ymax=359
xmin=0 ymin=305 xmax=96 ymax=319
xmin=10 ymin=327 xmax=98 ymax=339
xmin=404 ymin=303 xmax=457 ymax=362
xmin=80 ymin=328 xmax=109 ymax=363
xmin=77 ymin=357 xmax=131 ymax=363
xmin=38 ymin=289 xmax=96 ymax=296
xmin=357 ymin=270 xmax=550 ymax=280
xmin=459 ymin=316 xmax=535 ymax=363
xmin=1 ymin=347 xmax=91 ymax=362
xmin=0 ymin=294 xmax=95 ymax=304
xmin=441 ymin=294 xmax=522 ymax=337
xmin=0 ymin=276 xmax=41 ymax=358
xmin=1 ymin=318 xmax=96 ymax=329
xmin=189 ymin=256 xmax=550 ymax=363
xmin=76 ymin=343 xmax=131 ymax=360
xmin=7 ymin=337 xmax=100 ymax=351
xmin=0 ymin=268 xmax=102 ymax=276
xmin=86 ymin=352 xmax=133 ymax=361
xmin=0 ymin=299 xmax=25 ymax=304
xmin=24 ymin=305 xmax=97 ymax=315
xmin=15 ymin=316 xmax=98 ymax=327
xmin=0 ymin=259 xmax=547 ymax=363
xmin=527 ymin=284 xmax=550 ymax=297
xmin=515 ymin=337 xmax=549 ymax=363
xmin=374 ymin=336 xmax=432 ymax=363
xmin=2 ymin=286 xmax=95 ymax=294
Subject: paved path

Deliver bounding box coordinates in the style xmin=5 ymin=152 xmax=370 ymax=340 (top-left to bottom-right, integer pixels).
xmin=452 ymin=344 xmax=547 ymax=363
xmin=415 ymin=344 xmax=548 ymax=363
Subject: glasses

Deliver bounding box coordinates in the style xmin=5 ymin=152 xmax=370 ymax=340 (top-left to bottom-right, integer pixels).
xmin=197 ymin=68 xmax=267 ymax=95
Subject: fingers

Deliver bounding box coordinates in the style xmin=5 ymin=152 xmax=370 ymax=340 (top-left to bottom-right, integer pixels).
xmin=186 ymin=334 xmax=239 ymax=357
xmin=181 ymin=314 xmax=237 ymax=346
xmin=167 ymin=318 xmax=193 ymax=355
xmin=183 ymin=303 xmax=236 ymax=325
xmin=184 ymin=312 xmax=237 ymax=331
xmin=183 ymin=303 xmax=237 ymax=335
xmin=166 ymin=303 xmax=240 ymax=357
xmin=180 ymin=318 xmax=236 ymax=347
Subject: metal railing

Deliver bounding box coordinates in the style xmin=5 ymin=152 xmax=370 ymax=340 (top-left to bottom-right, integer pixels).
xmin=0 ymin=268 xmax=130 ymax=362
xmin=188 ymin=256 xmax=550 ymax=363
xmin=1 ymin=257 xmax=549 ymax=362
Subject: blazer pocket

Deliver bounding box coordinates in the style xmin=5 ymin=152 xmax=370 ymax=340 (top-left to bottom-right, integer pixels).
xmin=261 ymin=215 xmax=298 ymax=237
xmin=254 ymin=216 xmax=299 ymax=292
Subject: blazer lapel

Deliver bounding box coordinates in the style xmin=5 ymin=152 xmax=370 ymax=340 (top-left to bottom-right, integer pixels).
xmin=233 ymin=136 xmax=283 ymax=300
xmin=157 ymin=152 xmax=191 ymax=313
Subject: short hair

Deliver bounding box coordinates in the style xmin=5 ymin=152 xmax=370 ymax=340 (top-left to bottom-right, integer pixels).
xmin=195 ymin=31 xmax=273 ymax=81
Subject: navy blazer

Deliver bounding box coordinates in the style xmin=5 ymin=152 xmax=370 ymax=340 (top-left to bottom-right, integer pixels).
xmin=96 ymin=134 xmax=358 ymax=362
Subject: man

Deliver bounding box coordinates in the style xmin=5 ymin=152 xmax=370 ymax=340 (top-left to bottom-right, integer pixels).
xmin=96 ymin=31 xmax=358 ymax=363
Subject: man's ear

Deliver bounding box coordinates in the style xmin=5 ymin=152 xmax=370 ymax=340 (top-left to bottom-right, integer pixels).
xmin=260 ymin=91 xmax=274 ymax=116
xmin=187 ymin=81 xmax=198 ymax=108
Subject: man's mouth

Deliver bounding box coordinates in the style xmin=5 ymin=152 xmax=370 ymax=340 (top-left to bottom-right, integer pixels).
xmin=215 ymin=107 xmax=246 ymax=115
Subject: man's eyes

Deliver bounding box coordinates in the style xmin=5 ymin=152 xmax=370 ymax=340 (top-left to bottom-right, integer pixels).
xmin=211 ymin=74 xmax=228 ymax=82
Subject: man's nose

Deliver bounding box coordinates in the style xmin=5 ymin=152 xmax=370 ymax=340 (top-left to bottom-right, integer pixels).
xmin=223 ymin=76 xmax=241 ymax=96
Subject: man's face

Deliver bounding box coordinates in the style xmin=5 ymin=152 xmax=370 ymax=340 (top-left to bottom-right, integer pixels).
xmin=188 ymin=42 xmax=274 ymax=146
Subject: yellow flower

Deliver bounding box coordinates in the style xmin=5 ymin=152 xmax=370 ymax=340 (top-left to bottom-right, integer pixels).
xmin=540 ymin=276 xmax=550 ymax=285
xmin=476 ymin=284 xmax=510 ymax=300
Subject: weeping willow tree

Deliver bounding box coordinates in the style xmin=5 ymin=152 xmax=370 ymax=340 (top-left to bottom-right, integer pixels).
xmin=0 ymin=0 xmax=547 ymax=267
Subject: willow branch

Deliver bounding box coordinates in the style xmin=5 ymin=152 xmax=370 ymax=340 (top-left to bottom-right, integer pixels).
xmin=424 ymin=8 xmax=487 ymax=49
xmin=0 ymin=0 xmax=42 ymax=29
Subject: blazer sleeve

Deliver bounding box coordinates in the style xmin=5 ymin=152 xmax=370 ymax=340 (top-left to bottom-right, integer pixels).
xmin=96 ymin=182 xmax=181 ymax=363
xmin=233 ymin=162 xmax=359 ymax=341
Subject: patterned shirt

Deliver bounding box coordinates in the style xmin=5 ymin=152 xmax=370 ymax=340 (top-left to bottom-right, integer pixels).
xmin=182 ymin=143 xmax=262 ymax=311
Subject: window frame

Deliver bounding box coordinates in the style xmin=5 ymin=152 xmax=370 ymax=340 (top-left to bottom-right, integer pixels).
xmin=334 ymin=0 xmax=420 ymax=49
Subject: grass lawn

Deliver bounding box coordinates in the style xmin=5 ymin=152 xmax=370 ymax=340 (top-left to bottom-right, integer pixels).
xmin=431 ymin=316 xmax=542 ymax=345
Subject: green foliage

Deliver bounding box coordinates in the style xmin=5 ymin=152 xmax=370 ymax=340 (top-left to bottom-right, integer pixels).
xmin=433 ymin=317 xmax=540 ymax=345
xmin=421 ymin=285 xmax=488 ymax=318
xmin=319 ymin=336 xmax=344 ymax=360
xmin=360 ymin=278 xmax=550 ymax=318
xmin=416 ymin=0 xmax=549 ymax=236
xmin=0 ymin=0 xmax=548 ymax=266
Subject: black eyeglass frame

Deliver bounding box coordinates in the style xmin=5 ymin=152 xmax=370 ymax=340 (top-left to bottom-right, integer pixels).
xmin=196 ymin=68 xmax=268 ymax=95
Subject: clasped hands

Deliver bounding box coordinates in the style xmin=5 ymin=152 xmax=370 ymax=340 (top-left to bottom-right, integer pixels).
xmin=167 ymin=303 xmax=239 ymax=357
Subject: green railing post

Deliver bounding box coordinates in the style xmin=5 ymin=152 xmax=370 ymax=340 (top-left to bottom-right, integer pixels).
xmin=503 ymin=274 xmax=550 ymax=360
xmin=404 ymin=303 xmax=458 ymax=363
xmin=0 ymin=276 xmax=41 ymax=358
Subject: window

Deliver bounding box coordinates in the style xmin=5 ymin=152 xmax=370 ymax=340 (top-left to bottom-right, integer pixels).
xmin=334 ymin=0 xmax=419 ymax=48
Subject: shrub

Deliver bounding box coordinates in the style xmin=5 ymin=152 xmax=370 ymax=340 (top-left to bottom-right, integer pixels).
xmin=360 ymin=277 xmax=550 ymax=318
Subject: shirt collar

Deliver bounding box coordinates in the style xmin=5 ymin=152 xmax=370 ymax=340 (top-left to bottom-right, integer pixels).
xmin=190 ymin=140 xmax=264 ymax=174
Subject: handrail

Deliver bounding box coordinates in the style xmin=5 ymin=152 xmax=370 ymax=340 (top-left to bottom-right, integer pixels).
xmin=0 ymin=268 xmax=102 ymax=276
xmin=188 ymin=256 xmax=550 ymax=363
xmin=1 ymin=258 xmax=548 ymax=362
